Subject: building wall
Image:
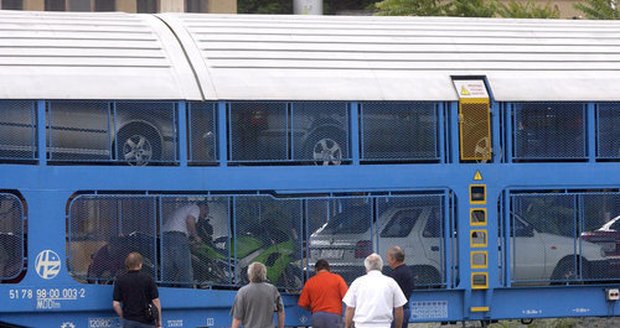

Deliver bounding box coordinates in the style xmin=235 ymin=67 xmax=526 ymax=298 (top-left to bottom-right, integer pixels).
xmin=13 ymin=0 xmax=236 ymax=13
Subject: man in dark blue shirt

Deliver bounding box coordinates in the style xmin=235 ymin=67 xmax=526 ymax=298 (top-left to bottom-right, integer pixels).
xmin=386 ymin=246 xmax=414 ymax=328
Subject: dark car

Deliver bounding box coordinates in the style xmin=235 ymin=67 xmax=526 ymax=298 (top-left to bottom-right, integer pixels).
xmin=581 ymin=215 xmax=620 ymax=257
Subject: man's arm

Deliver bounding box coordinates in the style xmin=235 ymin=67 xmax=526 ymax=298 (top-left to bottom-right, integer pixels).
xmin=344 ymin=306 xmax=355 ymax=328
xmin=231 ymin=318 xmax=242 ymax=328
xmin=112 ymin=300 xmax=123 ymax=318
xmin=297 ymin=286 xmax=311 ymax=311
xmin=277 ymin=309 xmax=285 ymax=328
xmin=186 ymin=215 xmax=202 ymax=243
xmin=152 ymin=298 xmax=162 ymax=328
xmin=394 ymin=306 xmax=404 ymax=328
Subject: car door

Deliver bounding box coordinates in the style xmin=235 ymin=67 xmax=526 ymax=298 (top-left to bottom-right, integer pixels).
xmin=419 ymin=207 xmax=442 ymax=269
xmin=511 ymin=217 xmax=546 ymax=282
xmin=378 ymin=208 xmax=421 ymax=262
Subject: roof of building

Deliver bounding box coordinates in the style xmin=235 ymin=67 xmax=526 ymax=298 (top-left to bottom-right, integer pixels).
xmin=3 ymin=10 xmax=620 ymax=101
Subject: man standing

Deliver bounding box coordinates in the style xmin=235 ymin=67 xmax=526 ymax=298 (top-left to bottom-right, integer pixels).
xmin=113 ymin=252 xmax=162 ymax=328
xmin=162 ymin=201 xmax=208 ymax=284
xmin=342 ymin=253 xmax=407 ymax=328
xmin=386 ymin=246 xmax=414 ymax=328
xmin=298 ymin=259 xmax=348 ymax=328
xmin=231 ymin=262 xmax=285 ymax=328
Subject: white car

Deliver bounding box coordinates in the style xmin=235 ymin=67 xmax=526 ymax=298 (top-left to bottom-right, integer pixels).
xmin=309 ymin=205 xmax=607 ymax=286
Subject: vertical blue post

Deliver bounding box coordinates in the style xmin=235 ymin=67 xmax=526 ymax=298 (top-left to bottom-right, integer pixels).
xmin=437 ymin=103 xmax=446 ymax=163
xmin=442 ymin=190 xmax=452 ymax=287
xmin=587 ymin=103 xmax=596 ymax=162
xmin=218 ymin=101 xmax=228 ymax=166
xmin=450 ymin=102 xmax=460 ymax=163
xmin=349 ymin=102 xmax=360 ymax=165
xmin=178 ymin=101 xmax=188 ymax=167
xmin=491 ymin=101 xmax=501 ymax=163
xmin=36 ymin=100 xmax=46 ymax=165
xmin=502 ymin=191 xmax=511 ymax=286
xmin=505 ymin=104 xmax=513 ymax=164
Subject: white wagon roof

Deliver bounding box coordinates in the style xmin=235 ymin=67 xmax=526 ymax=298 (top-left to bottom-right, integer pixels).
xmin=3 ymin=11 xmax=620 ymax=101
xmin=161 ymin=13 xmax=620 ymax=102
xmin=0 ymin=10 xmax=201 ymax=100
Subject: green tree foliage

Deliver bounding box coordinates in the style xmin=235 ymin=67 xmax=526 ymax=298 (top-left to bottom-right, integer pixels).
xmin=238 ymin=0 xmax=292 ymax=14
xmin=575 ymin=0 xmax=620 ymax=19
xmin=497 ymin=0 xmax=560 ymax=18
xmin=374 ymin=0 xmax=560 ymax=18
xmin=374 ymin=0 xmax=450 ymax=16
xmin=447 ymin=0 xmax=497 ymax=17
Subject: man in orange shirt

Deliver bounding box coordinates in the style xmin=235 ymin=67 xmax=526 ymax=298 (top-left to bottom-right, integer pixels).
xmin=298 ymin=259 xmax=348 ymax=328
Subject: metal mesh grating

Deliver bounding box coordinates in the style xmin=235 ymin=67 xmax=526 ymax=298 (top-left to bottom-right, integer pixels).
xmin=69 ymin=191 xmax=453 ymax=291
xmin=233 ymin=196 xmax=303 ymax=290
xmin=188 ymin=102 xmax=218 ymax=164
xmin=47 ymin=101 xmax=112 ymax=162
xmin=229 ymin=102 xmax=351 ymax=165
xmin=307 ymin=194 xmax=450 ymax=288
xmin=459 ymin=101 xmax=491 ymax=161
xmin=377 ymin=195 xmax=446 ymax=288
xmin=508 ymin=191 xmax=620 ymax=285
xmin=361 ymin=102 xmax=439 ymax=162
xmin=597 ymin=104 xmax=620 ymax=160
xmin=307 ymin=198 xmax=373 ymax=284
xmin=0 ymin=193 xmax=25 ymax=281
xmin=0 ymin=101 xmax=37 ymax=161
xmin=229 ymin=102 xmax=288 ymax=163
xmin=291 ymin=102 xmax=349 ymax=165
xmin=47 ymin=101 xmax=177 ymax=165
xmin=513 ymin=103 xmax=586 ymax=161
xmin=68 ymin=196 xmax=158 ymax=284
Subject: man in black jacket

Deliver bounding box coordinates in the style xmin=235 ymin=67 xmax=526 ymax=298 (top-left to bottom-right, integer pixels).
xmin=113 ymin=252 xmax=162 ymax=328
xmin=386 ymin=246 xmax=414 ymax=328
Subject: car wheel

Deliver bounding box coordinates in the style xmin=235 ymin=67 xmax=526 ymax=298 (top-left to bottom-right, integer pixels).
xmin=551 ymin=257 xmax=588 ymax=285
xmin=304 ymin=130 xmax=346 ymax=166
xmin=116 ymin=123 xmax=162 ymax=166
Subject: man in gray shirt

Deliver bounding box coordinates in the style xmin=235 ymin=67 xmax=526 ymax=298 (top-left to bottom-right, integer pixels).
xmin=231 ymin=262 xmax=285 ymax=328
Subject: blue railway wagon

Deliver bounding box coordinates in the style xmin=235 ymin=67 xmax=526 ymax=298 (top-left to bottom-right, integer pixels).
xmin=2 ymin=10 xmax=620 ymax=328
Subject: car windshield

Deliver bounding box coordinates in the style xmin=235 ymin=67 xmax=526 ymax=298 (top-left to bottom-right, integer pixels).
xmin=380 ymin=209 xmax=421 ymax=237
xmin=320 ymin=206 xmax=371 ymax=234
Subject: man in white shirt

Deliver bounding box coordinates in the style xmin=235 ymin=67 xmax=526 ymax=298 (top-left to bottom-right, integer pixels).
xmin=162 ymin=201 xmax=207 ymax=284
xmin=342 ymin=253 xmax=407 ymax=328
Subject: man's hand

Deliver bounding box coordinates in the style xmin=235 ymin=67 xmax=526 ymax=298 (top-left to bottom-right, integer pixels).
xmin=345 ymin=306 xmax=355 ymax=328
xmin=394 ymin=306 xmax=404 ymax=328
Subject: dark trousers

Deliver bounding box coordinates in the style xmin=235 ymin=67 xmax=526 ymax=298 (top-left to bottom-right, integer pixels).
xmin=391 ymin=307 xmax=411 ymax=328
xmin=312 ymin=311 xmax=343 ymax=328
xmin=121 ymin=319 xmax=155 ymax=328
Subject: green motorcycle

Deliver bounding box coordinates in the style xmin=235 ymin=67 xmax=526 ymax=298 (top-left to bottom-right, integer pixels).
xmin=191 ymin=223 xmax=302 ymax=291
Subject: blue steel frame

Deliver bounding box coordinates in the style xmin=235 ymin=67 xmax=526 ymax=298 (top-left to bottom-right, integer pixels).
xmin=2 ymin=99 xmax=620 ymax=327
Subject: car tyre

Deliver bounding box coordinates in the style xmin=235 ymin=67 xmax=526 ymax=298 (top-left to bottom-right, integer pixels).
xmin=116 ymin=123 xmax=162 ymax=166
xmin=304 ymin=129 xmax=346 ymax=166
xmin=551 ymin=257 xmax=589 ymax=285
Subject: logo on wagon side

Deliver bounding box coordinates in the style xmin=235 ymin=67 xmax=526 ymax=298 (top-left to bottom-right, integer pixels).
xmin=35 ymin=250 xmax=61 ymax=280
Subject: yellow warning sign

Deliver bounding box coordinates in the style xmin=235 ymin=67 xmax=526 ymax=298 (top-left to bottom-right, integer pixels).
xmin=453 ymin=80 xmax=489 ymax=99
xmin=460 ymin=85 xmax=471 ymax=96
xmin=473 ymin=170 xmax=483 ymax=181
